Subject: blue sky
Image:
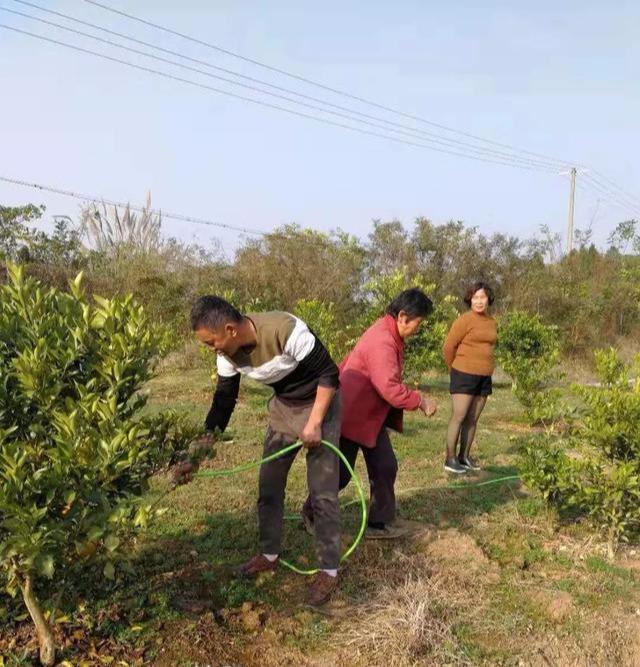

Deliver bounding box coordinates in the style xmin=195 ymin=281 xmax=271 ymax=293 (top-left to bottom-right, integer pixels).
xmin=1 ymin=0 xmax=638 ymax=256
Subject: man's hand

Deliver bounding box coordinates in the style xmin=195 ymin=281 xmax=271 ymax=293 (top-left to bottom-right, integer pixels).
xmin=170 ymin=460 xmax=197 ymax=486
xmin=188 ymin=432 xmax=217 ymax=458
xmin=300 ymin=419 xmax=322 ymax=449
xmin=420 ymin=395 xmax=438 ymax=417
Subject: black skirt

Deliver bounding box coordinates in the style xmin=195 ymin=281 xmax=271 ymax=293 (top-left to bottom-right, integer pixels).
xmin=449 ymin=368 xmax=492 ymax=396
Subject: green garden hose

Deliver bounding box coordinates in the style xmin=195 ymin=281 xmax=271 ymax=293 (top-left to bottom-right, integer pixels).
xmin=448 ymin=474 xmax=520 ymax=489
xmin=193 ymin=439 xmax=367 ymax=576
xmin=167 ymin=441 xmax=519 ymax=575
xmin=338 ymin=473 xmax=521 ymax=510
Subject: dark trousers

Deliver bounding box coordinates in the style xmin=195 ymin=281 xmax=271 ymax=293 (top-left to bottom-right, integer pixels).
xmin=258 ymin=392 xmax=341 ymax=569
xmin=304 ymin=428 xmax=398 ymax=526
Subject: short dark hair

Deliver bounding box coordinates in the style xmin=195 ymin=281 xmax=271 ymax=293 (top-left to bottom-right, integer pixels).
xmin=385 ymin=288 xmax=433 ymax=319
xmin=464 ymin=281 xmax=495 ymax=307
xmin=190 ymin=295 xmax=243 ymax=331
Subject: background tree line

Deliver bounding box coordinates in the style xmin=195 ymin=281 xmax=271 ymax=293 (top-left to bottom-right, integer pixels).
xmin=1 ymin=199 xmax=638 ymax=367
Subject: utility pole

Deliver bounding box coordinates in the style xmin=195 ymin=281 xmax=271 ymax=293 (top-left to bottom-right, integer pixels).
xmin=566 ymin=167 xmax=577 ymax=253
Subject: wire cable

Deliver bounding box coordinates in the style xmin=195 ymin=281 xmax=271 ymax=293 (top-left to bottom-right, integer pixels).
xmin=8 ymin=1 xmax=570 ymax=171
xmin=80 ymin=0 xmax=581 ymax=170
xmin=0 ymin=174 xmax=267 ymax=235
xmin=0 ymin=22 xmax=563 ymax=172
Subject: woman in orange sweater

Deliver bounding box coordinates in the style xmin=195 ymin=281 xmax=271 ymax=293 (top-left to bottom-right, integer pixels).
xmin=442 ymin=282 xmax=497 ymax=474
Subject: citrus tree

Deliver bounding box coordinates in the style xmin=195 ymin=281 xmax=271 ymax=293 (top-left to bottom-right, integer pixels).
xmin=496 ymin=310 xmax=563 ymax=424
xmin=0 ymin=265 xmax=196 ymax=665
xmin=520 ymin=349 xmax=640 ymax=559
xmin=362 ymin=267 xmax=458 ymax=381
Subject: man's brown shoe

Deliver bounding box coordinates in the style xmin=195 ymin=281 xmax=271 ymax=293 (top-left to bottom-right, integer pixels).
xmin=306 ymin=571 xmax=338 ymax=607
xmin=235 ymin=554 xmax=279 ymax=578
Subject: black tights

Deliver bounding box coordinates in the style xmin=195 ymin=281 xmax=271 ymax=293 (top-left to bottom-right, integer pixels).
xmin=445 ymin=394 xmax=487 ymax=461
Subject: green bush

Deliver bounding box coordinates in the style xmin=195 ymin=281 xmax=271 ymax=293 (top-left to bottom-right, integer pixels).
xmin=519 ymin=436 xmax=574 ymax=503
xmin=360 ymin=267 xmax=458 ymax=381
xmin=521 ymin=349 xmax=640 ymax=558
xmin=295 ymin=298 xmax=351 ymax=363
xmin=404 ymin=294 xmax=459 ymax=381
xmin=0 ymin=265 xmax=195 ymax=665
xmin=496 ymin=311 xmax=563 ymax=424
xmin=0 ymin=204 xmax=45 ymax=262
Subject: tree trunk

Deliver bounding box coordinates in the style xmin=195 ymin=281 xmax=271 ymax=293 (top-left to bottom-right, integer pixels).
xmin=20 ymin=574 xmax=56 ymax=667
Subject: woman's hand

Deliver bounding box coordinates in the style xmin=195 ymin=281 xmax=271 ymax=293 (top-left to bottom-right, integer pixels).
xmin=420 ymin=395 xmax=438 ymax=417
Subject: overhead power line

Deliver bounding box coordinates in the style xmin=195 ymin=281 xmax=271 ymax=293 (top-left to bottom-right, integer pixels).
xmin=0 ymin=23 xmax=566 ymax=172
xmin=589 ymin=169 xmax=640 ymax=209
xmin=580 ymin=174 xmax=640 ymax=216
xmin=4 ymin=1 xmax=639 ymax=220
xmin=9 ymin=0 xmax=568 ymax=171
xmin=0 ymin=175 xmax=361 ymax=251
xmin=81 ymin=0 xmax=579 ymax=170
xmin=80 ymin=0 xmax=640 ymax=215
xmin=1 ymin=7 xmax=562 ymax=170
xmin=0 ymin=175 xmax=267 ymax=235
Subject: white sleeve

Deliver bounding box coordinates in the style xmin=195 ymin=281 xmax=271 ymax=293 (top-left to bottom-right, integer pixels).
xmin=283 ymin=316 xmax=316 ymax=362
xmin=216 ymin=354 xmax=240 ymax=377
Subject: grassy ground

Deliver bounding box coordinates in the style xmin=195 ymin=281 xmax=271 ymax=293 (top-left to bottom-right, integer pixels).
xmin=2 ymin=364 xmax=639 ymax=666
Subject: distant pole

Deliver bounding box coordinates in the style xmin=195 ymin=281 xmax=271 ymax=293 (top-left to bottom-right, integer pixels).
xmin=567 ymin=167 xmax=577 ymax=253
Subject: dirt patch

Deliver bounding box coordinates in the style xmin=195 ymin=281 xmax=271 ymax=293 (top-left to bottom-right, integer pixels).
xmin=395 ymin=518 xmax=435 ymax=539
xmin=421 ymin=528 xmax=499 ymax=582
xmin=492 ymin=453 xmax=514 ymax=466
xmin=622 ymin=559 xmax=640 ymax=572
xmin=531 ymin=589 xmax=574 ymax=621
xmin=0 ymin=623 xmax=38 ymax=662
xmin=152 ymin=615 xmax=237 ymax=666
xmin=334 ymin=567 xmax=475 ymax=667
xmin=490 ymin=419 xmax=536 ymax=434
xmin=153 ymin=608 xmax=323 ymax=667
xmin=630 ymin=614 xmax=640 ymax=667
xmin=618 ymin=548 xmax=640 ymax=573
xmin=524 ymin=608 xmax=640 ymax=667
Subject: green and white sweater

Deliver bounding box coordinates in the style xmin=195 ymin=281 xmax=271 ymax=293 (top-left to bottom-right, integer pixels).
xmin=205 ymin=312 xmax=339 ymax=432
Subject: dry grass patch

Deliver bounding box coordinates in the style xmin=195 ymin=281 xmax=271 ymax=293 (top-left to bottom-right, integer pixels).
xmin=335 ymin=554 xmax=478 ymax=667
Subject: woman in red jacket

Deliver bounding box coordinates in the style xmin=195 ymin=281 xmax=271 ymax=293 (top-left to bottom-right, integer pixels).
xmin=303 ymin=289 xmax=438 ymax=539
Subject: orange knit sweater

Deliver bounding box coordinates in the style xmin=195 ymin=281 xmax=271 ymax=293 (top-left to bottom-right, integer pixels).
xmin=443 ymin=311 xmax=497 ymax=376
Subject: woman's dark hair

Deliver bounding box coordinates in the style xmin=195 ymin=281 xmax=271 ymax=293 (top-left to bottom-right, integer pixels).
xmin=464 ymin=281 xmax=495 ymax=307
xmin=386 ymin=288 xmax=433 ymax=319
xmin=190 ymin=295 xmax=243 ymax=331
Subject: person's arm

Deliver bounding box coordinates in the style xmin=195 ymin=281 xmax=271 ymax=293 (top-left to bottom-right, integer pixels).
xmin=285 ymin=322 xmax=339 ymax=447
xmin=443 ymin=315 xmax=468 ymax=369
xmin=172 ymin=357 xmax=240 ymax=485
xmin=367 ymin=343 xmax=438 ymax=417
xmin=366 ymin=339 xmax=422 ymax=411
xmin=204 ymin=372 xmax=241 ymax=433
xmin=300 ymin=384 xmax=337 ymax=447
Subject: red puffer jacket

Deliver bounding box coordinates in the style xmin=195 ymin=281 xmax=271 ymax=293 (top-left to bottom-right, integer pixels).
xmin=339 ymin=314 xmax=422 ymax=448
